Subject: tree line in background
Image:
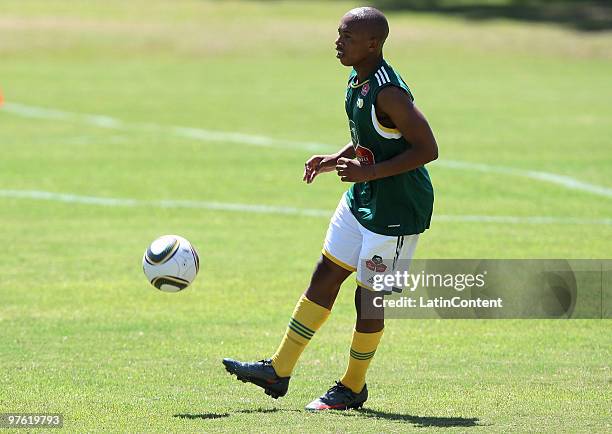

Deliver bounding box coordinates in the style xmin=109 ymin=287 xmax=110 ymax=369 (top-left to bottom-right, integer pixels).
xmin=366 ymin=0 xmax=612 ymax=31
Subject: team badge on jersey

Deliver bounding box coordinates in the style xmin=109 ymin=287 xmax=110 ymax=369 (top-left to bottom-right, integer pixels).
xmin=361 ymin=83 xmax=370 ymax=96
xmin=357 ymin=98 xmax=364 ymax=108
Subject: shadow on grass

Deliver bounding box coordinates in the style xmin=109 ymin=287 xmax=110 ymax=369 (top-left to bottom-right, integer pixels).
xmin=173 ymin=408 xmax=302 ymax=420
xmin=370 ymin=0 xmax=612 ymax=32
xmin=344 ymin=408 xmax=482 ymax=428
xmin=174 ymin=407 xmax=481 ymax=427
xmin=174 ymin=413 xmax=230 ymax=420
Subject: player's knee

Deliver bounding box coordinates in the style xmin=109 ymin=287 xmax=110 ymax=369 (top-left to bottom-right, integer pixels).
xmin=303 ymin=258 xmax=347 ymax=307
xmin=307 ymin=259 xmax=342 ymax=294
xmin=355 ymin=317 xmax=384 ymax=333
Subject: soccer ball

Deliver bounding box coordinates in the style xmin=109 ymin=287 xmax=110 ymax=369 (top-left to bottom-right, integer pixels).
xmin=142 ymin=235 xmax=199 ymax=292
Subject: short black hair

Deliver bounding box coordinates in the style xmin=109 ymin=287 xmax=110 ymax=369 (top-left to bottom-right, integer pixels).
xmin=345 ymin=7 xmax=389 ymax=43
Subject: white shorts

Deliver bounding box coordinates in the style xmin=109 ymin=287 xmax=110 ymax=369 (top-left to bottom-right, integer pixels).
xmin=322 ymin=195 xmax=419 ymax=292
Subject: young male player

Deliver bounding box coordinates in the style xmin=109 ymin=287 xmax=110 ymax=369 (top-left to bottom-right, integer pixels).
xmin=223 ymin=6 xmax=438 ymax=410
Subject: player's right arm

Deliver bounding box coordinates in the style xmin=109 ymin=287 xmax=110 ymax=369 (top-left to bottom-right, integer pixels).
xmin=303 ymin=142 xmax=355 ymax=184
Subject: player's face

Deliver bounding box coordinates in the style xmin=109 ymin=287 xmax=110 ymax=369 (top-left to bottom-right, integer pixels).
xmin=335 ymin=17 xmax=373 ymax=67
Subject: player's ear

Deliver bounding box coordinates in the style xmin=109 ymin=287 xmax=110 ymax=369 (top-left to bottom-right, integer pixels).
xmin=367 ymin=37 xmax=380 ymax=52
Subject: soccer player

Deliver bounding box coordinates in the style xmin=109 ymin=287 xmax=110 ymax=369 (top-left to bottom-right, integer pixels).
xmin=223 ymin=6 xmax=438 ymax=410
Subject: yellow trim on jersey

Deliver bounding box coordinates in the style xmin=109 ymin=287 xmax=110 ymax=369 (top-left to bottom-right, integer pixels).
xmin=350 ymin=79 xmax=370 ymax=89
xmin=376 ymin=117 xmax=400 ymax=134
xmin=322 ymin=248 xmax=357 ymax=272
xmin=355 ymin=279 xmax=376 ymax=291
xmin=371 ymin=105 xmax=402 ymax=139
xmin=373 ymin=107 xmax=400 ymax=133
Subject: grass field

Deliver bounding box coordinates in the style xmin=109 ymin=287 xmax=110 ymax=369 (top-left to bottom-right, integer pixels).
xmin=0 ymin=1 xmax=611 ymax=432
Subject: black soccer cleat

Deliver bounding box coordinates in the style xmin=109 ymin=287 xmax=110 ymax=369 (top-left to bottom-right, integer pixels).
xmin=222 ymin=358 xmax=290 ymax=399
xmin=305 ymin=381 xmax=368 ymax=410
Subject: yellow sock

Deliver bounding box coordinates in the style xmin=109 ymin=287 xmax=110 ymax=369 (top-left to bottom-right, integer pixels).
xmin=270 ymin=295 xmax=331 ymax=377
xmin=340 ymin=329 xmax=384 ymax=393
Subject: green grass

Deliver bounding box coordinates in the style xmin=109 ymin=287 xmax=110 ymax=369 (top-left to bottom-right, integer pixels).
xmin=0 ymin=1 xmax=611 ymax=432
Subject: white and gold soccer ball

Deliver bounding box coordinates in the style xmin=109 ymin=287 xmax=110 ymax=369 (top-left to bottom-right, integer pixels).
xmin=142 ymin=235 xmax=199 ymax=292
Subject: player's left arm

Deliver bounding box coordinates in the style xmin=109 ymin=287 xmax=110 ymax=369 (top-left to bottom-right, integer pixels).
xmin=336 ymin=86 xmax=438 ymax=182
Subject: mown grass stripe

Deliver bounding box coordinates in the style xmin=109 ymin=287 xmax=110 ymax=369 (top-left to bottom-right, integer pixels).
xmin=1 ymin=189 xmax=611 ymax=226
xmin=5 ymin=102 xmax=612 ymax=199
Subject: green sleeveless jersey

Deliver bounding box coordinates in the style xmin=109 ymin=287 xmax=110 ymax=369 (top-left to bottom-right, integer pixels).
xmin=344 ymin=59 xmax=434 ymax=236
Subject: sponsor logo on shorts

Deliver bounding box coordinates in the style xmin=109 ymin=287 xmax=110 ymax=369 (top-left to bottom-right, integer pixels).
xmin=366 ymin=255 xmax=387 ymax=272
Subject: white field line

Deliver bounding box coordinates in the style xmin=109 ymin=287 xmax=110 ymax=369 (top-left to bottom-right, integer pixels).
xmin=434 ymin=160 xmax=612 ymax=199
xmin=2 ymin=102 xmax=329 ymax=152
xmin=1 ymin=189 xmax=611 ymax=226
xmin=2 ymin=102 xmax=612 ymax=199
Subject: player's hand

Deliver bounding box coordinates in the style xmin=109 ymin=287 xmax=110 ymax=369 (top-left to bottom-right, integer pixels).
xmin=303 ymin=155 xmax=337 ymax=184
xmin=335 ymin=157 xmax=374 ymax=183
